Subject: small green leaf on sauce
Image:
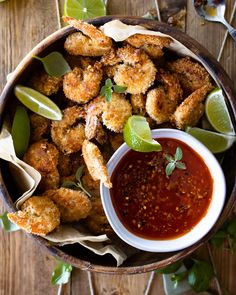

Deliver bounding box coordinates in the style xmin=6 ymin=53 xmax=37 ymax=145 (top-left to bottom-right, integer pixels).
xmin=175 ymin=147 xmax=183 ymax=161
xmin=51 ymin=261 xmax=73 ymax=285
xmin=165 ymin=162 xmax=175 ymax=177
xmin=14 ymin=85 xmax=62 ymax=121
xmin=34 ymin=51 xmax=71 ymax=77
xmin=175 ymin=162 xmax=186 ymax=170
xmin=0 ymin=212 xmax=20 ymax=232
xmin=188 ymin=259 xmax=214 ymax=293
xmin=11 ymin=106 xmax=30 ymax=158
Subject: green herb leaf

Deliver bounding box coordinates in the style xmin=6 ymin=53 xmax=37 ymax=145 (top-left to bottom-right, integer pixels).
xmin=155 ymin=260 xmax=183 ymax=274
xmin=113 ymin=85 xmax=127 ymax=93
xmin=105 ymin=87 xmax=113 ymax=102
xmin=175 ymin=162 xmax=186 ymax=170
xmin=165 ymin=162 xmax=175 ymax=177
xmin=61 ymin=181 xmax=78 ymax=189
xmin=75 ymin=166 xmax=84 ymax=182
xmin=100 ymin=85 xmax=107 ymax=96
xmin=105 ymin=78 xmax=113 ymax=87
xmin=188 ymin=260 xmax=214 ymax=292
xmin=34 ymin=52 xmax=71 ymax=77
xmin=175 ymin=147 xmax=183 ymax=161
xmin=0 ymin=212 xmax=20 ymax=232
xmin=51 ymin=261 xmax=73 ymax=285
xmin=171 ymin=271 xmax=188 ymax=289
xmin=11 ymin=106 xmax=30 ymax=158
xmin=165 ymin=154 xmax=174 ymax=162
xmin=211 ymin=230 xmax=228 ymax=247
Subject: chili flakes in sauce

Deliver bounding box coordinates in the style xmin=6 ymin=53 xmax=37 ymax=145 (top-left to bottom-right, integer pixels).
xmin=110 ymin=138 xmax=213 ymax=240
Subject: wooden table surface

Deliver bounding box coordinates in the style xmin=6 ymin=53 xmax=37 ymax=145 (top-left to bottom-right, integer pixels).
xmin=0 ymin=1 xmax=236 ymax=294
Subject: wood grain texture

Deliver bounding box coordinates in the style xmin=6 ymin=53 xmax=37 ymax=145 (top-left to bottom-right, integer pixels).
xmin=0 ymin=0 xmax=236 ymax=294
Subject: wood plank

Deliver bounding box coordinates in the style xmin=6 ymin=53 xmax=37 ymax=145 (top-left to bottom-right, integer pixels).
xmin=107 ymin=0 xmax=154 ymax=16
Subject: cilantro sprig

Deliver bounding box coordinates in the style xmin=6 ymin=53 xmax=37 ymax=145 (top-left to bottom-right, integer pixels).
xmin=51 ymin=261 xmax=73 ymax=285
xmin=0 ymin=212 xmax=20 ymax=232
xmin=165 ymin=147 xmax=186 ymax=177
xmin=100 ymin=78 xmax=127 ymax=102
xmin=61 ymin=166 xmax=91 ymax=198
xmin=156 ymin=258 xmax=214 ymax=292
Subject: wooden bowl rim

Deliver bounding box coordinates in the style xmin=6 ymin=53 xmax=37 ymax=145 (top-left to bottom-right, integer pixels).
xmin=0 ymin=16 xmax=236 ymax=274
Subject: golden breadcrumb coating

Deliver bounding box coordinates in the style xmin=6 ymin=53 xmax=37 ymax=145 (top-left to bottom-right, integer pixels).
xmin=51 ymin=106 xmax=86 ymax=154
xmin=63 ymin=62 xmax=103 ymax=104
xmin=102 ymin=93 xmax=132 ymax=133
xmin=29 ymin=70 xmax=62 ymax=96
xmin=44 ymin=187 xmax=92 ymax=222
xmin=130 ymin=94 xmax=146 ymax=115
xmin=113 ymin=45 xmax=157 ymax=94
xmin=8 ymin=196 xmax=60 ymax=236
xmin=171 ymin=84 xmax=213 ymax=129
xmin=30 ymin=113 xmax=50 ymax=142
xmin=167 ymin=57 xmax=212 ymax=95
xmin=84 ymin=196 xmax=113 ymax=235
xmin=82 ymin=140 xmax=112 ymax=188
xmin=64 ymin=17 xmax=113 ymax=56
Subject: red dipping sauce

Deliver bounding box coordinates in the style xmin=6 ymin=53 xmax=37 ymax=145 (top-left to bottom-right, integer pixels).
xmin=110 ymin=138 xmax=213 ymax=240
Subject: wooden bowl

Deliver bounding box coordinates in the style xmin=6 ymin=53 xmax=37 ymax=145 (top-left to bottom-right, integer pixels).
xmin=0 ymin=16 xmax=236 ymax=274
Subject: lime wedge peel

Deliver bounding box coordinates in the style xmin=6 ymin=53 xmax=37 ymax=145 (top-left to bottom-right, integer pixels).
xmin=123 ymin=116 xmax=162 ymax=152
xmin=64 ymin=0 xmax=106 ymax=20
xmin=205 ymin=87 xmax=235 ymax=135
xmin=14 ymin=85 xmax=62 ymax=121
xmin=186 ymin=127 xmax=236 ymax=154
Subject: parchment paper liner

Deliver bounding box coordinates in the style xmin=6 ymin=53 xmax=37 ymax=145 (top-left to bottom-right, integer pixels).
xmin=0 ymin=20 xmax=219 ymax=267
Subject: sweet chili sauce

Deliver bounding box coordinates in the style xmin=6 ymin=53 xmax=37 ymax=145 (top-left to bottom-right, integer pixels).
xmin=110 ymin=138 xmax=213 ymax=240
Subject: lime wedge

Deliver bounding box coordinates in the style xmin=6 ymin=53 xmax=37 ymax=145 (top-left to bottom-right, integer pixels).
xmin=186 ymin=127 xmax=236 ymax=153
xmin=205 ymin=87 xmax=235 ymax=135
xmin=14 ymin=85 xmax=62 ymax=121
xmin=64 ymin=0 xmax=106 ymax=20
xmin=123 ymin=115 xmax=162 ymax=152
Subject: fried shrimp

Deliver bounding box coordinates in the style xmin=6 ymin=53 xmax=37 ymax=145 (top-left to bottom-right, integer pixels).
xmin=102 ymin=93 xmax=132 ymax=133
xmin=51 ymin=106 xmax=86 ymax=154
xmin=23 ymin=140 xmax=60 ymax=191
xmin=82 ymin=140 xmax=112 ymax=188
xmin=63 ymin=62 xmax=103 ymax=104
xmin=167 ymin=57 xmax=212 ymax=95
xmin=44 ymin=188 xmax=92 ymax=222
xmin=82 ymin=168 xmax=100 ymax=197
xmin=85 ymin=96 xmax=108 ymax=144
xmin=8 ymin=196 xmax=60 ymax=236
xmin=130 ymin=94 xmax=146 ymax=115
xmin=171 ymin=84 xmax=213 ymax=130
xmin=84 ymin=196 xmax=113 ymax=235
xmin=30 ymin=114 xmax=50 ymax=142
xmin=113 ymin=45 xmax=157 ymax=94
xmin=146 ymin=70 xmax=183 ymax=124
xmin=126 ymin=34 xmax=171 ymax=59
xmin=29 ymin=70 xmax=62 ymax=96
xmin=64 ymin=17 xmax=113 ymax=56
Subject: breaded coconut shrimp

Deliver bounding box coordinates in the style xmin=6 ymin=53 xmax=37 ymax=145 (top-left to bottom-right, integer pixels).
xmin=44 ymin=188 xmax=92 ymax=222
xmin=101 ymin=47 xmax=121 ymax=78
xmin=64 ymin=17 xmax=113 ymax=56
xmin=146 ymin=70 xmax=183 ymax=124
xmin=29 ymin=70 xmax=62 ymax=96
xmin=51 ymin=106 xmax=86 ymax=154
xmin=23 ymin=140 xmax=60 ymax=191
xmin=102 ymin=93 xmax=132 ymax=133
xmin=126 ymin=34 xmax=172 ymax=59
xmin=130 ymin=94 xmax=146 ymax=115
xmin=63 ymin=62 xmax=103 ymax=104
xmin=57 ymin=152 xmax=82 ymax=178
xmin=167 ymin=57 xmax=212 ymax=95
xmin=82 ymin=140 xmax=112 ymax=188
xmin=171 ymin=84 xmax=213 ymax=130
xmin=113 ymin=45 xmax=157 ymax=94
xmin=84 ymin=196 xmax=113 ymax=235
xmin=8 ymin=196 xmax=60 ymax=236
xmin=30 ymin=113 xmax=50 ymax=142
xmin=82 ymin=168 xmax=100 ymax=197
